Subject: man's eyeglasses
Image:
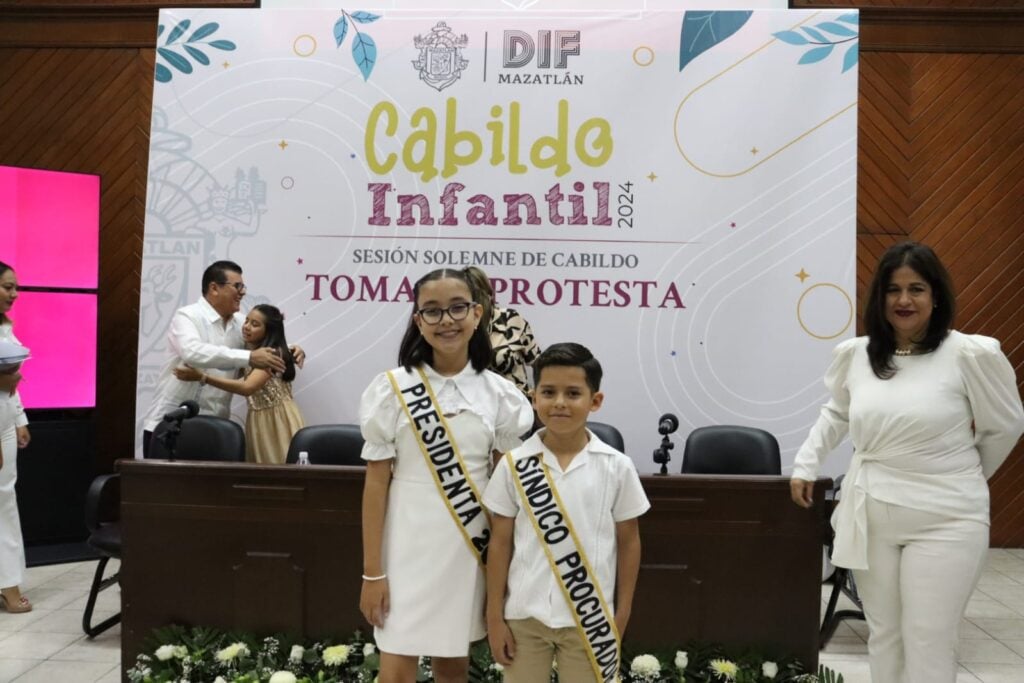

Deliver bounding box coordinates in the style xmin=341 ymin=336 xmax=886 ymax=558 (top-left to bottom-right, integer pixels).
xmin=416 ymin=302 xmax=475 ymax=325
xmin=219 ymin=281 xmax=246 ymax=294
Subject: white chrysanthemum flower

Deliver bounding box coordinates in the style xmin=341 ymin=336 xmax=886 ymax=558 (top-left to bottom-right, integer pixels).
xmin=762 ymin=661 xmax=779 ymax=678
xmin=155 ymin=645 xmax=177 ymax=661
xmin=630 ymin=653 xmax=661 ymax=677
xmin=289 ymin=644 xmax=304 ymax=662
xmin=709 ymin=658 xmax=739 ymax=680
xmin=674 ymin=650 xmax=688 ymax=670
xmin=363 ymin=643 xmax=376 ymax=657
xmin=323 ymin=644 xmax=351 ymax=666
xmin=215 ymin=642 xmax=250 ymax=662
xmin=269 ymin=672 xmax=298 ymax=683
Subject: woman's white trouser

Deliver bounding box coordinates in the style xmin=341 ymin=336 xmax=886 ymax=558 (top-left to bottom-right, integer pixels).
xmin=851 ymin=495 xmax=988 ymax=683
xmin=0 ymin=426 xmax=25 ymax=588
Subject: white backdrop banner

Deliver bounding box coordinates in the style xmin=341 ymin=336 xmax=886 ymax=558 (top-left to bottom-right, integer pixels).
xmin=137 ymin=7 xmax=858 ymax=474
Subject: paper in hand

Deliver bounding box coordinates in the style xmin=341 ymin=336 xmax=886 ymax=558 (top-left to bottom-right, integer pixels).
xmin=0 ymin=340 xmax=29 ymax=373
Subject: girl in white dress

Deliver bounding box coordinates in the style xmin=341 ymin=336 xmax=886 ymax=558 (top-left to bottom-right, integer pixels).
xmin=359 ymin=268 xmax=533 ymax=683
xmin=791 ymin=242 xmax=1024 ymax=683
xmin=0 ymin=262 xmax=32 ymax=613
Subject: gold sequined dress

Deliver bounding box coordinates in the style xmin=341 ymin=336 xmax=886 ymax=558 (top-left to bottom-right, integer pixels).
xmin=245 ymin=370 xmax=305 ymax=464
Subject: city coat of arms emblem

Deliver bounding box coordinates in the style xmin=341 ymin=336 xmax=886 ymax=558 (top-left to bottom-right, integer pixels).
xmin=413 ymin=22 xmax=469 ymax=92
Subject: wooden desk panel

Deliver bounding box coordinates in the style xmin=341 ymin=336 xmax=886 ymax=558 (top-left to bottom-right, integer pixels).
xmin=118 ymin=461 xmax=829 ymax=678
xmin=631 ymin=475 xmax=829 ymax=669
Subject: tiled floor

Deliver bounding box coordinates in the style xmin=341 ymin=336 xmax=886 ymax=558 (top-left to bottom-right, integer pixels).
xmin=0 ymin=559 xmax=120 ymax=683
xmin=1 ymin=551 xmax=1024 ymax=682
xmin=821 ymin=548 xmax=1024 ymax=683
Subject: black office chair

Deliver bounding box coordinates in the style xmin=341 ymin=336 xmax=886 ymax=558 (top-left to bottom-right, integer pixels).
xmin=680 ymin=425 xmax=781 ymax=474
xmin=82 ymin=473 xmax=121 ymax=638
xmin=286 ymin=424 xmax=366 ymax=466
xmin=586 ymin=421 xmax=625 ymax=452
xmin=820 ymin=475 xmax=865 ymax=647
xmin=148 ymin=416 xmax=246 ymax=461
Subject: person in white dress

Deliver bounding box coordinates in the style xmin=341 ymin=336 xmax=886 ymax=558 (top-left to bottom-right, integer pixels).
xmin=791 ymin=242 xmax=1024 ymax=683
xmin=359 ymin=268 xmax=533 ymax=683
xmin=0 ymin=261 xmax=32 ymax=613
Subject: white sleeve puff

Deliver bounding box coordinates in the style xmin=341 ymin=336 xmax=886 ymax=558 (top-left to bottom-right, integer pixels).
xmin=358 ymin=372 xmax=400 ymax=461
xmin=958 ymin=334 xmax=1024 ymax=478
xmin=791 ymin=337 xmax=859 ymax=481
xmin=490 ymin=373 xmax=534 ymax=453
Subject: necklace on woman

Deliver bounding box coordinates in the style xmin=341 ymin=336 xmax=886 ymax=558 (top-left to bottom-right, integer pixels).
xmin=894 ymin=346 xmax=915 ymax=356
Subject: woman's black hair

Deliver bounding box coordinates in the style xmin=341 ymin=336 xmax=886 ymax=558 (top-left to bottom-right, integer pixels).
xmin=463 ymin=266 xmax=495 ymax=334
xmin=397 ymin=268 xmax=492 ymax=372
xmin=250 ymin=304 xmax=296 ymax=382
xmin=864 ymin=241 xmax=954 ymax=379
xmin=0 ymin=261 xmax=13 ymax=325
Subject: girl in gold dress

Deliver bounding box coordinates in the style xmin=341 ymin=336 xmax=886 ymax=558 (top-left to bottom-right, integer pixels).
xmin=174 ymin=304 xmax=305 ymax=464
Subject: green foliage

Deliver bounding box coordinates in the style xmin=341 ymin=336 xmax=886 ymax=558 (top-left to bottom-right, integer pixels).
xmin=154 ymin=20 xmax=236 ymax=83
xmin=129 ymin=625 xmax=845 ymax=683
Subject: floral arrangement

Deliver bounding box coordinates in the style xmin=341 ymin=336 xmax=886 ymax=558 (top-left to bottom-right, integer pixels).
xmin=128 ymin=625 xmax=844 ymax=683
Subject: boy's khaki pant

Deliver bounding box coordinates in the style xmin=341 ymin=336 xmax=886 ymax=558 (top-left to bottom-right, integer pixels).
xmin=504 ymin=617 xmax=596 ymax=683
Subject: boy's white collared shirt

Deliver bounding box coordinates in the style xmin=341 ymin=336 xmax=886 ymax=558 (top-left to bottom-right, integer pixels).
xmin=483 ymin=429 xmax=650 ymax=629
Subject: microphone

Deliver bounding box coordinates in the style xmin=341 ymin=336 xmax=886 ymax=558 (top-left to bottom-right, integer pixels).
xmin=658 ymin=413 xmax=679 ymax=435
xmin=163 ymin=400 xmax=200 ymax=423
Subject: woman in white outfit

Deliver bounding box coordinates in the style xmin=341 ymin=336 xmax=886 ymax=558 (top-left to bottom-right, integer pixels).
xmin=791 ymin=242 xmax=1024 ymax=683
xmin=0 ymin=261 xmax=31 ymax=613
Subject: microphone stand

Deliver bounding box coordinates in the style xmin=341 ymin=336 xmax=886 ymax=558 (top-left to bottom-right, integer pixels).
xmin=156 ymin=419 xmax=183 ymax=461
xmin=652 ymin=435 xmax=674 ymax=476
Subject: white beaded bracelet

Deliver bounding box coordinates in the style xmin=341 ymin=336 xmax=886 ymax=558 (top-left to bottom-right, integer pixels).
xmin=362 ymin=573 xmax=387 ymax=581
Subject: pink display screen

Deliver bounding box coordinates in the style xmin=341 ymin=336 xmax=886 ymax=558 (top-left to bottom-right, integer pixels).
xmin=10 ymin=292 xmax=97 ymax=409
xmin=0 ymin=166 xmax=99 ymax=289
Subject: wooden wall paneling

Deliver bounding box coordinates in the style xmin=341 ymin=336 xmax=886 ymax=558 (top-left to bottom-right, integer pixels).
xmin=793 ymin=3 xmax=1024 ymax=53
xmin=3 ymin=2 xmax=1024 ymax=541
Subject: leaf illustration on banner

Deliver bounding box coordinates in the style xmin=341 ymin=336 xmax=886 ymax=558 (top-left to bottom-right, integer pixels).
xmin=184 ymin=45 xmax=210 ymax=66
xmin=816 ymin=21 xmax=858 ymax=38
xmin=189 ymin=23 xmax=219 ymax=42
xmin=158 ymin=48 xmax=193 ymax=75
xmin=166 ymin=20 xmax=190 ymax=46
xmin=334 ymin=15 xmax=349 ymax=47
xmin=801 ymin=26 xmax=829 ymax=43
xmin=155 ymin=19 xmax=236 ymax=84
xmin=333 ymin=10 xmax=382 ymax=81
xmin=154 ymin=63 xmax=172 ymax=83
xmin=679 ymin=11 xmax=753 ymax=74
xmin=352 ymin=33 xmax=377 ymax=81
xmin=798 ymin=45 xmax=834 ymax=65
xmin=773 ymin=30 xmax=809 ymax=46
xmin=350 ymin=11 xmax=380 ymax=24
xmin=842 ymin=43 xmax=859 ymax=73
xmin=774 ymin=13 xmax=859 ymax=74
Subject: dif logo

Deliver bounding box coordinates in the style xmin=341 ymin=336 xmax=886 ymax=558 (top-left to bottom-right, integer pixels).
xmin=502 ymin=30 xmax=581 ymax=69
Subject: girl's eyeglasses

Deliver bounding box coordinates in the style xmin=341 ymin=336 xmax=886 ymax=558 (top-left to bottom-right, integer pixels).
xmin=417 ymin=302 xmax=475 ymax=325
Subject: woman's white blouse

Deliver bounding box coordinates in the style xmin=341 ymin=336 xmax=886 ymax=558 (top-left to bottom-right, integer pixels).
xmin=793 ymin=331 xmax=1024 ymax=570
xmin=359 ymin=363 xmax=534 ymax=461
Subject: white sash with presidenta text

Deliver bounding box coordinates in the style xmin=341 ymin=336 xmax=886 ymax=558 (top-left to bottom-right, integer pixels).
xmin=508 ymin=452 xmax=621 ymax=683
xmin=387 ymin=367 xmax=490 ymax=568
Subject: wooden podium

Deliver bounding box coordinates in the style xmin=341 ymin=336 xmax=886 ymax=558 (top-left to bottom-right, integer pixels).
xmin=118 ymin=460 xmax=829 ymax=678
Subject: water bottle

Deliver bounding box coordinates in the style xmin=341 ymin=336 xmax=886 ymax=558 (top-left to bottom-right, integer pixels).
xmin=297 ymin=450 xmax=310 ymax=466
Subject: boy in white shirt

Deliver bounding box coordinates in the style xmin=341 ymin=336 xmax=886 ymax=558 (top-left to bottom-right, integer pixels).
xmin=483 ymin=342 xmax=650 ymax=683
